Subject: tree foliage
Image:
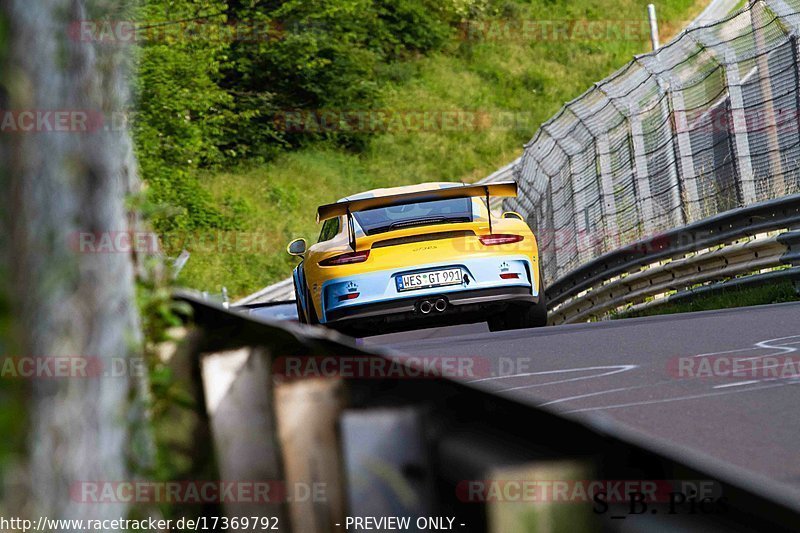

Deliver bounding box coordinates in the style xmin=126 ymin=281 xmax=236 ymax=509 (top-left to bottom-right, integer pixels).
xmin=135 ymin=0 xmax=484 ymax=231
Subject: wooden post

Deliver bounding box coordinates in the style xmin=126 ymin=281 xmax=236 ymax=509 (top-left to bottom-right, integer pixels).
xmin=275 ymin=378 xmax=348 ymax=533
xmin=201 ymin=347 xmax=288 ymax=522
xmin=487 ymin=460 xmax=596 ymax=533
xmin=340 ymin=408 xmax=431 ymax=521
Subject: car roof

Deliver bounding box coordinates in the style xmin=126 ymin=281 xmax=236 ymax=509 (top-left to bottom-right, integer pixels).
xmin=338 ymin=182 xmax=465 ymax=202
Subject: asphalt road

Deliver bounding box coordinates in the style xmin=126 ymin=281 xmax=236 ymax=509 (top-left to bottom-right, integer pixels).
xmin=365 ymin=302 xmax=800 ymax=497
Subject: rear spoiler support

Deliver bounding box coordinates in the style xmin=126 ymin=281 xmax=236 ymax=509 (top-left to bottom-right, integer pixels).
xmin=484 ymin=185 xmax=492 ymax=234
xmin=346 ymin=206 xmax=356 ymax=251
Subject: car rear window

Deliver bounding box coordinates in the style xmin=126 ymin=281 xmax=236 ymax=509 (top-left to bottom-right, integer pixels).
xmin=353 ymin=198 xmax=474 ymax=235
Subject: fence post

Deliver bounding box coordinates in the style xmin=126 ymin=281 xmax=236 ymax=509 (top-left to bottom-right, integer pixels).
xmin=685 ymin=26 xmax=757 ymax=208
xmin=790 ymin=34 xmax=800 ymax=170
xmin=596 ymin=134 xmax=619 ymax=247
xmin=752 ymin=0 xmax=785 ymax=195
xmin=669 ymin=79 xmax=701 ymax=221
xmin=723 ymin=50 xmax=757 ymax=205
xmin=628 ymin=104 xmax=656 ymax=234
xmin=569 ymin=154 xmax=587 ymax=266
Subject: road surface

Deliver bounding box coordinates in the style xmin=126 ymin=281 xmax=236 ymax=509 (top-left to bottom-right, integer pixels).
xmin=366 ymin=302 xmax=800 ymax=498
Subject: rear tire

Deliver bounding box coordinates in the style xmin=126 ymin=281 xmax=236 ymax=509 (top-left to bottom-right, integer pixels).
xmin=304 ymin=284 xmax=320 ymax=325
xmin=488 ymin=267 xmax=547 ymax=332
xmin=295 ymin=293 xmax=307 ymax=324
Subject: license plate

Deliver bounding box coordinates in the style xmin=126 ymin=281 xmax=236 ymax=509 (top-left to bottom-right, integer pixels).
xmin=396 ymin=268 xmax=462 ymax=292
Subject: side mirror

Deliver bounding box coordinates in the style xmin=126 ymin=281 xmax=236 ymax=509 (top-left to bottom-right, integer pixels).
xmin=287 ymin=238 xmax=307 ymax=257
xmin=502 ymin=211 xmax=524 ymax=221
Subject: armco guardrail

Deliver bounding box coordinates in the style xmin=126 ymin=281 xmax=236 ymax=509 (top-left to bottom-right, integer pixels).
xmin=176 ymin=293 xmax=800 ymax=532
xmin=234 ymin=277 xmax=295 ymax=306
xmin=551 ymin=229 xmax=795 ymax=324
xmin=547 ymin=194 xmax=800 ymax=322
xmin=624 ymin=264 xmax=800 ymax=315
xmin=503 ymin=0 xmax=800 ymax=320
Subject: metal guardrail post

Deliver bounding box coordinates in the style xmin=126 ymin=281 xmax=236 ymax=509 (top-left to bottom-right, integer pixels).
xmin=648 ymin=4 xmax=661 ymax=51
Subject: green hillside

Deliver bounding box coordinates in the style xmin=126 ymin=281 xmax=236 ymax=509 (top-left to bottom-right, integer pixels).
xmin=135 ymin=0 xmax=707 ymax=297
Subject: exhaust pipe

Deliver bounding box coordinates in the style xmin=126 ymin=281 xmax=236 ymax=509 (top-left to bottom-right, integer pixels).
xmin=419 ymin=300 xmax=433 ymax=314
xmin=434 ymin=298 xmax=447 ymax=312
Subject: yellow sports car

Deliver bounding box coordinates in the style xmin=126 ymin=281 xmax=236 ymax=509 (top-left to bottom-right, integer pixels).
xmin=287 ymin=181 xmax=546 ymax=335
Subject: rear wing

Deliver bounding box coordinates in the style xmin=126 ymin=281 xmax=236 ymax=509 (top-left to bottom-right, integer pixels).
xmin=316 ymin=181 xmax=518 ymax=223
xmin=317 ymin=181 xmax=518 ymax=251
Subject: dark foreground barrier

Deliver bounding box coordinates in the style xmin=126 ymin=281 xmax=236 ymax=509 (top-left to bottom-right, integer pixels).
xmin=177 ymin=292 xmax=800 ymax=532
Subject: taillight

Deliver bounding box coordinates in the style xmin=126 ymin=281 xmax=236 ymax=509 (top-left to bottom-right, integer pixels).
xmin=338 ymin=292 xmax=360 ymax=302
xmin=479 ymin=234 xmax=524 ymax=246
xmin=319 ymin=250 xmax=370 ymax=266
xmin=500 ymin=273 xmax=520 ymax=279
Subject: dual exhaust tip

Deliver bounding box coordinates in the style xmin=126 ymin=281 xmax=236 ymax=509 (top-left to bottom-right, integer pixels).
xmin=418 ymin=298 xmax=448 ymax=315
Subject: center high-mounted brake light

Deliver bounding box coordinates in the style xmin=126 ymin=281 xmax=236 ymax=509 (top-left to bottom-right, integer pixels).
xmin=319 ymin=250 xmax=370 ymax=266
xmin=479 ymin=234 xmax=524 ymax=246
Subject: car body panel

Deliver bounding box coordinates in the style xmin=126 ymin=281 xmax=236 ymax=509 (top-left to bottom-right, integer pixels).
xmin=291 ymin=182 xmax=541 ymax=332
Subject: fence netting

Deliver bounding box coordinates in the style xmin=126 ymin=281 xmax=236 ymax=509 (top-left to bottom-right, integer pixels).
xmin=507 ymin=0 xmax=800 ymax=286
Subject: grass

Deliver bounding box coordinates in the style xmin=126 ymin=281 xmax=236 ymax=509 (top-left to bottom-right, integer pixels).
xmin=614 ymin=279 xmax=800 ymax=319
xmin=174 ymin=0 xmax=709 ymax=298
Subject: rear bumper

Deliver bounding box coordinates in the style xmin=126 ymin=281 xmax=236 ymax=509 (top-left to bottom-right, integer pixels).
xmin=326 ymin=285 xmax=538 ymax=328
xmin=319 ymin=255 xmax=537 ymax=324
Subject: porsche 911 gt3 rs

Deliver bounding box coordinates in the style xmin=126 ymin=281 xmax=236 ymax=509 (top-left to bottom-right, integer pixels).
xmin=287 ymin=181 xmax=546 ymax=335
